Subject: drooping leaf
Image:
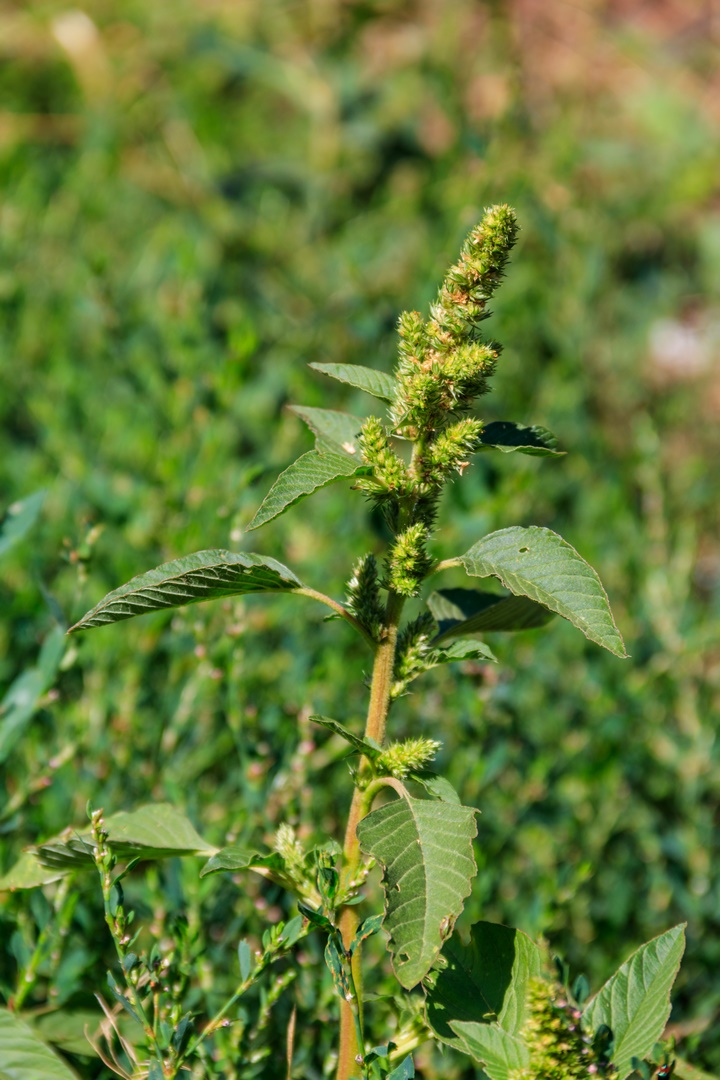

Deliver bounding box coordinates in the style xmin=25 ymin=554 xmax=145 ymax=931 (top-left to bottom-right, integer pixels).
xmin=199 ymin=845 xmax=287 ymax=880
xmin=309 ymin=363 xmax=396 ymax=404
xmin=456 ymin=527 xmax=627 ymax=657
xmin=583 ymin=924 xmax=686 ymax=1079
xmin=69 ymin=551 xmax=302 ymax=632
xmin=289 ymin=405 xmax=365 ymax=456
xmin=0 ymin=490 xmax=46 ymax=560
xmin=310 ymin=715 xmax=381 ymax=757
xmin=34 ymin=804 xmax=216 ymax=871
xmin=356 ymin=785 xmax=478 ymax=989
xmin=448 ymin=1021 xmax=528 ymax=1080
xmin=479 ymin=421 xmax=563 ymax=456
xmin=0 ymin=625 xmax=66 ymax=764
xmin=246 ymin=448 xmax=365 ymax=531
xmin=430 ymin=638 xmax=497 ymax=665
xmin=0 ymin=1008 xmax=80 ymax=1080
xmin=425 ymin=921 xmax=542 ymax=1049
xmin=427 ymin=588 xmax=554 ymax=643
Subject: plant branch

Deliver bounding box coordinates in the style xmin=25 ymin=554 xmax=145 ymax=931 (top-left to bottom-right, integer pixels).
xmin=293 ymin=586 xmax=377 ymax=649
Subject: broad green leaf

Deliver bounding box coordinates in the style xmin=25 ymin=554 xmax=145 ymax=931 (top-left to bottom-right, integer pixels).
xmin=309 ymin=363 xmax=396 ymax=403
xmin=583 ymin=924 xmax=686 ymax=1079
xmin=457 ymin=527 xmax=627 ymax=657
xmin=199 ymin=845 xmax=287 ymax=879
xmin=289 ymin=405 xmax=365 ymax=455
xmin=0 ymin=1008 xmax=80 ymax=1080
xmin=246 ymin=448 xmax=364 ymax=531
xmin=0 ymin=490 xmax=46 ymax=560
xmin=69 ymin=550 xmax=302 ymax=632
xmin=387 ymin=1056 xmax=415 ymax=1079
xmin=310 ymin=715 xmax=380 ymax=757
xmin=356 ymin=786 xmax=478 ymax=989
xmin=427 ymin=588 xmax=554 ymax=644
xmin=0 ymin=626 xmax=66 ymax=764
xmin=479 ymin=421 xmax=563 ymax=456
xmin=448 ymin=1021 xmax=528 ymax=1080
xmin=425 ymin=921 xmax=542 ymax=1049
xmin=0 ymin=852 xmax=66 ymax=892
xmin=35 ymin=804 xmax=216 ymax=870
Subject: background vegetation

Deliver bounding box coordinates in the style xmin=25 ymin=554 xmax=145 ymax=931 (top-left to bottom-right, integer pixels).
xmin=1 ymin=1 xmax=719 ymax=1075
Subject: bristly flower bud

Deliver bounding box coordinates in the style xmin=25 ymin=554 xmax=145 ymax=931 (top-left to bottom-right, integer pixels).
xmin=386 ymin=522 xmax=432 ymax=597
xmin=356 ymin=416 xmax=409 ymax=497
xmin=376 ymin=737 xmax=441 ymax=779
xmin=392 ymin=611 xmax=436 ymax=697
xmin=426 ymin=418 xmax=484 ymax=482
xmin=346 ymin=554 xmax=385 ymax=642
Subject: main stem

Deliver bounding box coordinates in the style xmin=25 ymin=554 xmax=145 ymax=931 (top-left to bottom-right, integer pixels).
xmin=336 ymin=590 xmax=405 ymax=1080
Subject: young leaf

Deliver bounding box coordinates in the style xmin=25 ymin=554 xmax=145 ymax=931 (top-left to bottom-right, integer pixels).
xmin=310 ymin=715 xmax=381 ymax=758
xmin=583 ymin=924 xmax=686 ymax=1079
xmin=356 ymin=786 xmax=478 ymax=989
xmin=455 ymin=527 xmax=627 ymax=657
xmin=349 ymin=914 xmax=385 ymax=956
xmin=290 ymin=406 xmax=365 ymax=455
xmin=246 ymin=448 xmax=364 ymax=531
xmin=424 ymin=921 xmax=542 ymax=1048
xmin=35 ymin=804 xmax=216 ymax=870
xmin=447 ymin=1022 xmax=528 ymax=1080
xmin=199 ymin=846 xmax=287 ymax=879
xmin=479 ymin=421 xmax=563 ymax=456
xmin=0 ymin=1008 xmax=81 ymax=1080
xmin=0 ymin=490 xmax=46 ymax=560
xmin=68 ymin=550 xmax=302 ymax=632
xmin=309 ymin=363 xmax=396 ymax=404
xmin=427 ymin=588 xmax=554 ymax=643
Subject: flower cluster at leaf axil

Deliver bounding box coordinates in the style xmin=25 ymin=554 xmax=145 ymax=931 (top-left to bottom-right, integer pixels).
xmin=511 ymin=977 xmax=616 ymax=1080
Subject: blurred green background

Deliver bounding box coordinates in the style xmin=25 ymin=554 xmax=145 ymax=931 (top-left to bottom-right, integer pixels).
xmin=1 ymin=0 xmax=719 ymax=1075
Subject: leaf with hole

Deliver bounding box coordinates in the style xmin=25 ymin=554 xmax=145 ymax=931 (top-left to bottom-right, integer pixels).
xmin=356 ymin=783 xmax=478 ymax=989
xmin=455 ymin=527 xmax=627 ymax=657
xmin=0 ymin=1008 xmax=81 ymax=1080
xmin=69 ymin=551 xmax=302 ymax=632
xmin=309 ymin=363 xmax=396 ymax=403
xmin=479 ymin=421 xmax=563 ymax=456
xmin=583 ymin=924 xmax=686 ymax=1079
xmin=427 ymin=588 xmax=554 ymax=644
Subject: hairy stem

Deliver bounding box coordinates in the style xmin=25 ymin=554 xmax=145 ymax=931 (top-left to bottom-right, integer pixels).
xmin=337 ymin=590 xmax=405 ymax=1080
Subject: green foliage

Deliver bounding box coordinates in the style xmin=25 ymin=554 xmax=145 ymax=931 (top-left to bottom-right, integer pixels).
xmin=1 ymin=5 xmax=718 ymax=1075
xmin=0 ymin=1008 xmax=80 ymax=1080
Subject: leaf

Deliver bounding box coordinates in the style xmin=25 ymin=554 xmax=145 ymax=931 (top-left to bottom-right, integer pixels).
xmin=448 ymin=1021 xmax=528 ymax=1080
xmin=0 ymin=626 xmax=66 ymax=764
xmin=479 ymin=421 xmax=563 ymax=456
xmin=0 ymin=1008 xmax=80 ymax=1080
xmin=309 ymin=363 xmax=396 ymax=404
xmin=246 ymin=448 xmax=364 ymax=531
xmin=68 ymin=550 xmax=302 ymax=632
xmin=457 ymin=527 xmax=627 ymax=657
xmin=0 ymin=490 xmax=46 ymax=560
xmin=350 ymin=914 xmax=385 ymax=956
xmin=310 ymin=715 xmax=380 ymax=757
xmin=238 ymin=940 xmax=253 ymax=981
xmin=356 ymin=786 xmax=478 ymax=989
xmin=35 ymin=804 xmax=216 ymax=871
xmin=409 ymin=772 xmax=461 ymax=804
xmin=289 ymin=405 xmax=365 ymax=456
xmin=387 ymin=1056 xmax=415 ymax=1079
xmin=427 ymin=588 xmax=554 ymax=644
xmin=425 ymin=921 xmax=542 ymax=1048
xmin=0 ymin=853 xmax=66 ymax=892
xmin=431 ymin=638 xmax=497 ymax=665
xmin=31 ymin=1011 xmax=102 ymax=1058
xmin=324 ymin=937 xmax=351 ymax=999
xmin=583 ymin=924 xmax=686 ymax=1079
xmin=200 ymin=845 xmax=287 ymax=880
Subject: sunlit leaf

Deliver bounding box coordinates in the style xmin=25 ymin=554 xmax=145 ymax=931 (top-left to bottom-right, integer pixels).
xmin=0 ymin=1008 xmax=80 ymax=1080
xmin=309 ymin=363 xmax=396 ymax=403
